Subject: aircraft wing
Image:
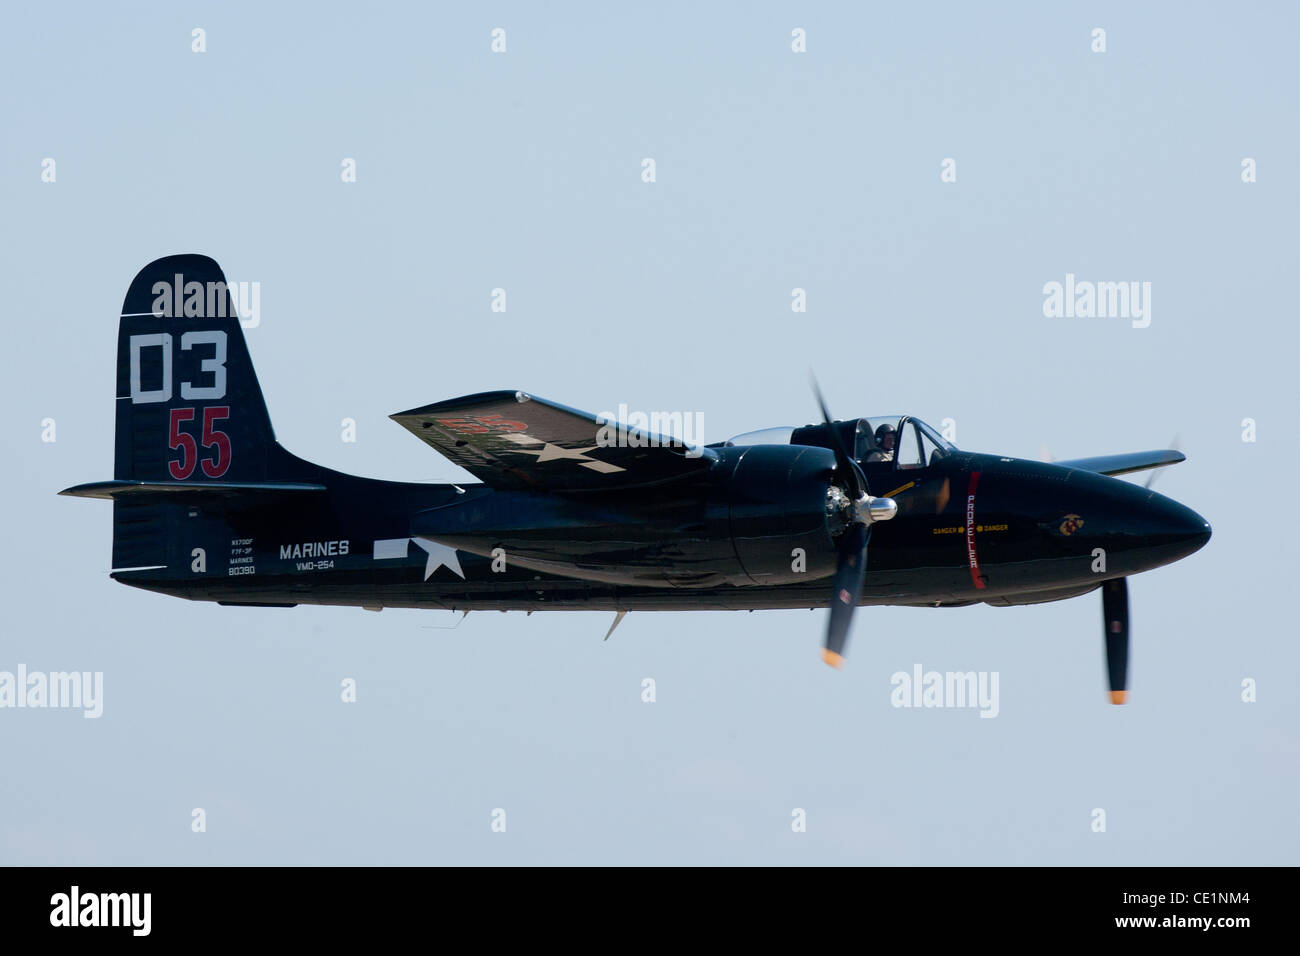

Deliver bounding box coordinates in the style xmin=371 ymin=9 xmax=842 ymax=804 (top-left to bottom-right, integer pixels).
xmin=1055 ymin=449 xmax=1185 ymax=478
xmin=390 ymin=390 xmax=715 ymax=492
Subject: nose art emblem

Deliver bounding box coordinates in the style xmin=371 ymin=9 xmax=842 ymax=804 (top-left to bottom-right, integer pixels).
xmin=1058 ymin=514 xmax=1085 ymax=535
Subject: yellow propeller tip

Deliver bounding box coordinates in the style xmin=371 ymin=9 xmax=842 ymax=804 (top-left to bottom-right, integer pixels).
xmin=1109 ymin=690 xmax=1128 ymax=705
xmin=821 ymin=649 xmax=845 ymax=669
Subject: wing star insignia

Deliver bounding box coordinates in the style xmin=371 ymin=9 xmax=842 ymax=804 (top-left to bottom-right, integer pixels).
xmin=501 ymin=437 xmax=627 ymax=474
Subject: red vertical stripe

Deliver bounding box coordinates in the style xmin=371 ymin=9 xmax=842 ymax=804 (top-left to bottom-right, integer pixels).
xmin=966 ymin=471 xmax=984 ymax=589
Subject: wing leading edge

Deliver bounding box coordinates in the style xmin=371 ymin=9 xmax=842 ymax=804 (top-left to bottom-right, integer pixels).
xmin=1055 ymin=449 xmax=1185 ymax=477
xmin=390 ymin=390 xmax=714 ymax=492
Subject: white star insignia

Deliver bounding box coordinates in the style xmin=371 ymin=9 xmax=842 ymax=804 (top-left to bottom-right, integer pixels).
xmin=540 ymin=443 xmax=599 ymax=461
xmin=412 ymin=537 xmax=465 ymax=580
xmin=505 ymin=439 xmax=626 ymax=473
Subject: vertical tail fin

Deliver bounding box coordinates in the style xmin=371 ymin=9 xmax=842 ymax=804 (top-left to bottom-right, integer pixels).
xmin=61 ymin=255 xmax=324 ymax=575
xmin=114 ymin=254 xmax=275 ymax=482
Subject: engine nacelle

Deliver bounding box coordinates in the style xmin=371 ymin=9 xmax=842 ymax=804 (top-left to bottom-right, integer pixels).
xmin=714 ymin=444 xmax=840 ymax=585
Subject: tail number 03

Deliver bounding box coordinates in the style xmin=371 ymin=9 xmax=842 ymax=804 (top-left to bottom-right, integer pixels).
xmin=129 ymin=331 xmax=227 ymax=404
xmin=169 ymin=406 xmax=232 ymax=479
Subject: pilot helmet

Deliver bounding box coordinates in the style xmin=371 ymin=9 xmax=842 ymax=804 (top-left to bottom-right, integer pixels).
xmin=874 ymin=423 xmax=896 ymax=445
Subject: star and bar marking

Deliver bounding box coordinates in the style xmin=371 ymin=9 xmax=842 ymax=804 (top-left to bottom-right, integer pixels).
xmin=500 ymin=432 xmax=625 ymax=473
xmin=373 ymin=537 xmax=465 ymax=580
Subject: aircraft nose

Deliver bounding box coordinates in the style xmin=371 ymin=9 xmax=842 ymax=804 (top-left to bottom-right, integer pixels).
xmin=1130 ymin=489 xmax=1211 ymax=569
xmin=1155 ymin=492 xmax=1210 ymax=545
xmin=1149 ymin=489 xmax=1206 ymax=541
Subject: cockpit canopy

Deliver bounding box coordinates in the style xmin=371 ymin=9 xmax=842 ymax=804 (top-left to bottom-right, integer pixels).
xmin=721 ymin=417 xmax=955 ymax=469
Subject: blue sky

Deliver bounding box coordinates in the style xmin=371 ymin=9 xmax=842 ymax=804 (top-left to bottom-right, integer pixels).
xmin=1 ymin=1 xmax=1296 ymax=864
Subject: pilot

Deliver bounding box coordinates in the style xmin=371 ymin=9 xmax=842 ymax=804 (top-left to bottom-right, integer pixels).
xmin=865 ymin=423 xmax=896 ymax=462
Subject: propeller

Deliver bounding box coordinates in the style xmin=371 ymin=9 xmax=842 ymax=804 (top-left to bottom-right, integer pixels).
xmin=1109 ymin=436 xmax=1179 ymax=700
xmin=1144 ymin=434 xmax=1183 ymax=489
xmin=1110 ymin=434 xmax=1176 ymax=702
xmin=824 ymin=522 xmax=870 ymax=667
xmin=812 ymin=380 xmax=867 ymax=501
xmin=1102 ymin=578 xmax=1129 ymax=704
xmin=811 ymin=378 xmax=897 ymax=668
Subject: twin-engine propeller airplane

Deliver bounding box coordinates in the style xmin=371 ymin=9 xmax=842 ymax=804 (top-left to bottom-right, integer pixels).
xmin=62 ymin=255 xmax=1211 ymax=703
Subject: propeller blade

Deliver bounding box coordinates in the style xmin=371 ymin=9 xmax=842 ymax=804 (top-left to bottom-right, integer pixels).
xmin=1144 ymin=434 xmax=1183 ymax=489
xmin=823 ymin=522 xmax=870 ymax=668
xmin=1102 ymin=578 xmax=1129 ymax=704
xmin=810 ymin=376 xmax=867 ymax=499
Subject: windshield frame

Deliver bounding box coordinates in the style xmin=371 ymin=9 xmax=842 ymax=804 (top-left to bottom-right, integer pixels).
xmin=908 ymin=417 xmax=957 ymax=451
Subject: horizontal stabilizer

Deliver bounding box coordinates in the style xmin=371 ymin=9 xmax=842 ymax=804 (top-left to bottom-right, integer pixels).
xmin=60 ymin=479 xmax=327 ymax=499
xmin=1055 ymin=449 xmax=1185 ymax=478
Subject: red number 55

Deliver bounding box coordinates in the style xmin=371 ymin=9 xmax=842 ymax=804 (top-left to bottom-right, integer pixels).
xmin=169 ymin=406 xmax=231 ymax=479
